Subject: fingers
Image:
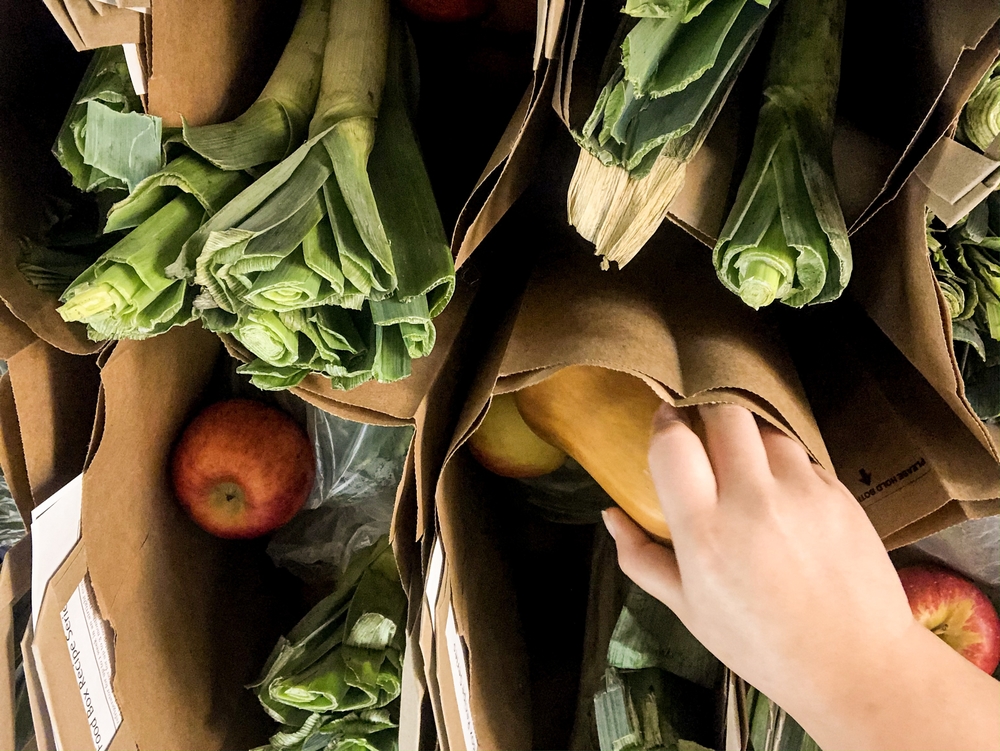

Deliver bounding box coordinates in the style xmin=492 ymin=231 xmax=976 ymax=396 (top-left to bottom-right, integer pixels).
xmin=698 ymin=404 xmax=773 ymax=495
xmin=648 ymin=403 xmax=718 ymax=533
xmin=603 ymin=507 xmax=684 ymax=612
xmin=758 ymin=423 xmax=814 ymax=482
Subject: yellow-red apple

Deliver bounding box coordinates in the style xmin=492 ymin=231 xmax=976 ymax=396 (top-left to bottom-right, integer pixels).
xmin=898 ymin=564 xmax=1000 ymax=674
xmin=467 ymin=392 xmax=566 ymax=478
xmin=171 ymin=399 xmax=315 ymax=539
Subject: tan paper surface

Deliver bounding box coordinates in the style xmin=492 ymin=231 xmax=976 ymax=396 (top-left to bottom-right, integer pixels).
xmin=0 ymin=535 xmax=31 ymax=751
xmin=76 ymin=323 xmax=297 ymax=749
xmin=40 ymin=0 xmax=140 ymax=51
xmin=146 ymin=0 xmax=297 ymax=127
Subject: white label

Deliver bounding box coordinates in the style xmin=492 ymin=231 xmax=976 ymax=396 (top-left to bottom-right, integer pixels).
xmin=122 ymin=44 xmax=147 ymax=96
xmin=32 ymin=475 xmax=83 ymax=630
xmin=424 ymin=539 xmax=445 ymax=629
xmin=445 ymin=604 xmax=478 ymax=751
xmin=60 ymin=577 xmax=122 ymax=751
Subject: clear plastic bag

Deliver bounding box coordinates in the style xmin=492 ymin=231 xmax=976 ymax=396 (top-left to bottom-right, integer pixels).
xmin=516 ymin=458 xmax=612 ymax=525
xmin=908 ymin=516 xmax=1000 ymax=589
xmin=266 ymin=404 xmax=413 ymax=583
xmin=0 ymin=469 xmax=25 ymax=561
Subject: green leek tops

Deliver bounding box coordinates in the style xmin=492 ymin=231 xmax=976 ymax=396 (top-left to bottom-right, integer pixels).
xmin=714 ymin=0 xmax=851 ymax=310
xmin=180 ymin=0 xmax=331 ymax=171
xmin=578 ymin=0 xmax=772 ymax=175
xmin=57 ymin=155 xmax=250 ymax=340
xmin=252 ymin=538 xmax=406 ymax=751
xmin=959 ymin=61 xmax=1000 ymax=155
xmin=928 ymin=193 xmax=1000 ymax=422
xmin=177 ymin=1 xmax=454 ymax=392
xmin=54 ymin=46 xmax=162 ymax=195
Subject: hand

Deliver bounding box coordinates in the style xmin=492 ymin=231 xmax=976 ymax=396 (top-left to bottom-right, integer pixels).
xmin=603 ymin=402 xmax=1000 ymax=751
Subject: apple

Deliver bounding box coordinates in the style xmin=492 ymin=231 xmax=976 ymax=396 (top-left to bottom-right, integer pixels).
xmin=897 ymin=564 xmax=1000 ymax=674
xmin=467 ymin=392 xmax=567 ymax=478
xmin=171 ymin=399 xmax=315 ymax=539
xmin=400 ymin=0 xmax=494 ymax=23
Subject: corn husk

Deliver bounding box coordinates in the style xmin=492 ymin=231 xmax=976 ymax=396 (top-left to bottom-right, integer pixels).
xmin=569 ymin=0 xmax=772 ymax=267
xmin=54 ymin=46 xmax=162 ymax=195
xmin=56 ymin=156 xmax=250 ymax=340
xmin=713 ymin=0 xmax=851 ymax=309
xmin=179 ymin=0 xmax=331 ymax=171
xmin=251 ymin=538 xmax=406 ymax=751
xmin=177 ymin=8 xmax=454 ymax=392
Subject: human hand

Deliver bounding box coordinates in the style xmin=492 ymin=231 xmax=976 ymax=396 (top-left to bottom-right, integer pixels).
xmin=603 ymin=402 xmax=1000 ymax=751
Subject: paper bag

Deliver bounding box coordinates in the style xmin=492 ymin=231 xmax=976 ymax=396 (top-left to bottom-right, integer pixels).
xmin=38 ymin=0 xmax=141 ymax=51
xmin=419 ymin=200 xmax=833 ymax=748
xmin=547 ymin=0 xmax=1000 ymax=243
xmin=0 ymin=536 xmax=32 ymax=751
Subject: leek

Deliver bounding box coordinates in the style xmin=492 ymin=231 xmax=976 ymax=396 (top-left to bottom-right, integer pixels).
xmin=54 ymin=46 xmax=162 ymax=194
xmin=252 ymin=538 xmax=406 ymax=751
xmin=180 ymin=0 xmax=331 ymax=171
xmin=57 ymin=156 xmax=250 ymax=340
xmin=568 ymin=0 xmax=772 ymax=267
xmin=714 ymin=0 xmax=850 ymax=309
xmin=179 ymin=7 xmax=453 ymax=392
xmin=959 ymin=60 xmax=1000 ymax=155
xmin=929 ymin=194 xmax=1000 ymax=422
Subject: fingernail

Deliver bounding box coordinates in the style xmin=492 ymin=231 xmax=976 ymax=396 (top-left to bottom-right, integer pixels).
xmin=651 ymin=402 xmax=687 ymax=435
xmin=601 ymin=508 xmax=618 ymax=537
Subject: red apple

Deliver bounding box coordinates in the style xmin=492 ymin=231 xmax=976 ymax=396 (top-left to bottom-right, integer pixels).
xmin=171 ymin=399 xmax=315 ymax=539
xmin=898 ymin=564 xmax=1000 ymax=674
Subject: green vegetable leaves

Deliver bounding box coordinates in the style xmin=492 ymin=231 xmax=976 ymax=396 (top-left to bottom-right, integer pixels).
xmin=252 ymin=539 xmax=406 ymax=751
xmin=714 ymin=0 xmax=851 ymax=309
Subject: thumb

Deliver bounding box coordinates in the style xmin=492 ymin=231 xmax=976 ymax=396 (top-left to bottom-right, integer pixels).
xmin=603 ymin=507 xmax=684 ymax=614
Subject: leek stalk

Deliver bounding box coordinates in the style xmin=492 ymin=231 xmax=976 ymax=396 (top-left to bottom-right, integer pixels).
xmin=714 ymin=0 xmax=851 ymax=309
xmin=568 ymin=0 xmax=772 ymax=267
xmin=959 ymin=60 xmax=1000 ymax=155
xmin=252 ymin=539 xmax=406 ymax=751
xmin=57 ymin=156 xmax=250 ymax=340
xmin=54 ymin=45 xmax=162 ymax=194
xmin=180 ymin=0 xmax=331 ymax=170
xmin=178 ymin=7 xmax=454 ymax=392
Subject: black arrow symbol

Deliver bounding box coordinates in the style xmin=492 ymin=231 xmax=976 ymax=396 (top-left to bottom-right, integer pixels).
xmin=859 ymin=468 xmax=872 ymax=486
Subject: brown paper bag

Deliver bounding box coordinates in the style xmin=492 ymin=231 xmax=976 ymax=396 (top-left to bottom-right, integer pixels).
xmin=0 ymin=535 xmax=32 ymax=751
xmin=418 ymin=205 xmax=833 ymax=748
xmin=547 ymin=0 xmax=1000 ymax=244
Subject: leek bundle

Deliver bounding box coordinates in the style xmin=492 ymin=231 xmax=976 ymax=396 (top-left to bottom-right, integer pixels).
xmin=568 ymin=0 xmax=773 ymax=267
xmin=252 ymin=538 xmax=406 ymax=751
xmin=57 ymin=155 xmax=250 ymax=340
xmin=176 ymin=0 xmax=454 ymax=392
xmin=959 ymin=60 xmax=1000 ymax=155
xmin=594 ymin=585 xmax=720 ymax=751
xmin=714 ymin=0 xmax=851 ymax=310
xmin=54 ymin=45 xmax=162 ymax=195
xmin=928 ymin=193 xmax=1000 ymax=422
xmin=746 ymin=688 xmax=821 ymax=751
xmin=179 ymin=0 xmax=331 ymax=171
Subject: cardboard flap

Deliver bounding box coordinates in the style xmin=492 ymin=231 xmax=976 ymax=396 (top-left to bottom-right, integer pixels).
xmin=915 ymin=136 xmax=1000 ymax=205
xmin=80 ymin=323 xmax=288 ymax=750
xmin=146 ymin=0 xmax=297 ymax=127
xmin=40 ymin=0 xmax=140 ymax=51
xmin=0 ymin=535 xmax=31 ymax=751
xmin=0 ymin=374 xmax=33 ymax=525
xmin=785 ymin=299 xmax=1000 ymax=542
xmin=6 ymin=341 xmax=101 ymax=510
xmin=849 ymin=176 xmax=997 ymax=458
xmin=492 ymin=222 xmax=830 ymax=468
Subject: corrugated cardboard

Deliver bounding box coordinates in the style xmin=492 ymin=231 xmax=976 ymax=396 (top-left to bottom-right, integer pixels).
xmin=915 ymin=135 xmax=1000 ymax=226
xmin=39 ymin=0 xmax=140 ymax=51
xmin=0 ymin=535 xmax=32 ymax=751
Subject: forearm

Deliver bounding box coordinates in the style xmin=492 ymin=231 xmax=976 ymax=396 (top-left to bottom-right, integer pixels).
xmin=785 ymin=623 xmax=1000 ymax=751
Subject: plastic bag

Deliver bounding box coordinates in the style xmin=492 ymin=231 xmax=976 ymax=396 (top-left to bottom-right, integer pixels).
xmin=0 ymin=469 xmax=25 ymax=561
xmin=516 ymin=458 xmax=612 ymax=525
xmin=267 ymin=404 xmax=413 ymax=583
